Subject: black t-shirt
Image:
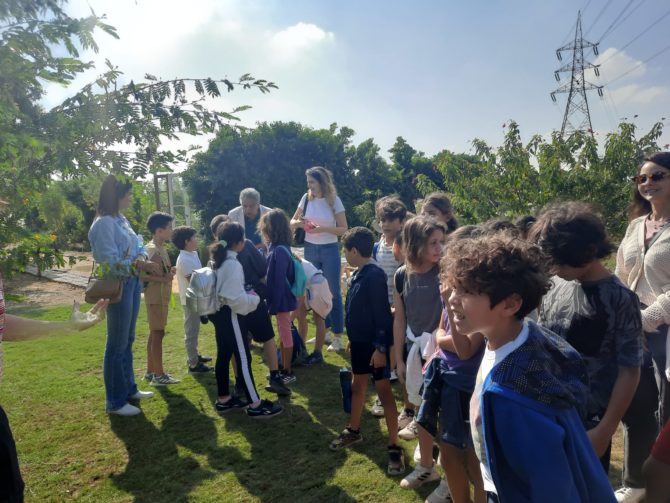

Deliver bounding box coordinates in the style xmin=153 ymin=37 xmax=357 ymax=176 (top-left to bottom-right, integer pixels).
xmin=538 ymin=275 xmax=643 ymax=418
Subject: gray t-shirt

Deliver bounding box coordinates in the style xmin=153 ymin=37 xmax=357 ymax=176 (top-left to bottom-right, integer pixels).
xmin=395 ymin=265 xmax=442 ymax=336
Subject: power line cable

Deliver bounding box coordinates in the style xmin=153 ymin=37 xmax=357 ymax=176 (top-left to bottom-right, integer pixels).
xmin=561 ymin=0 xmax=593 ymax=44
xmin=598 ymin=0 xmax=636 ymax=41
xmin=599 ymin=0 xmax=647 ymax=41
xmin=598 ymin=7 xmax=670 ymax=65
xmin=604 ymin=42 xmax=670 ymax=85
xmin=585 ymin=0 xmax=615 ymax=37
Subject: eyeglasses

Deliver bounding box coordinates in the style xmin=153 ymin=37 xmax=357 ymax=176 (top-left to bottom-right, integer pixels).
xmin=631 ymin=172 xmax=668 ymax=184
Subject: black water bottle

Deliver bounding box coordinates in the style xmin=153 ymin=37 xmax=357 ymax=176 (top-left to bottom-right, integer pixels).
xmin=339 ymin=368 xmax=353 ymax=414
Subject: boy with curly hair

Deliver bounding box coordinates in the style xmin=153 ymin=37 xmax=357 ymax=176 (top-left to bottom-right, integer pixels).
xmin=445 ymin=233 xmax=615 ymax=502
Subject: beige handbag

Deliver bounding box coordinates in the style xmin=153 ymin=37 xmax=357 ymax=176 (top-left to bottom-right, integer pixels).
xmin=84 ymin=245 xmax=131 ymax=304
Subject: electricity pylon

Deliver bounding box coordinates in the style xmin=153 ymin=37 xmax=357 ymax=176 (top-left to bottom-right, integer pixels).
xmin=551 ymin=11 xmax=603 ymax=137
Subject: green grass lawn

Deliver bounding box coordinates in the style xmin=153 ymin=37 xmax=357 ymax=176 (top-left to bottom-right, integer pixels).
xmin=1 ymin=300 xmax=625 ymax=502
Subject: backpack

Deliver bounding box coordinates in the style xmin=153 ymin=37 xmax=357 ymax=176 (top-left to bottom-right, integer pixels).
xmin=278 ymin=245 xmax=307 ymax=297
xmin=185 ymin=266 xmax=219 ymax=316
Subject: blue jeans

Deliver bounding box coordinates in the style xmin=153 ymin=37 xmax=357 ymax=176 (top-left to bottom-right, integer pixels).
xmin=304 ymin=242 xmax=343 ymax=334
xmin=103 ymin=276 xmax=141 ymax=411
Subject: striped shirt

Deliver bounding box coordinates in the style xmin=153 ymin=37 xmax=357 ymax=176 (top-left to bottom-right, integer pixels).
xmin=375 ymin=237 xmax=401 ymax=305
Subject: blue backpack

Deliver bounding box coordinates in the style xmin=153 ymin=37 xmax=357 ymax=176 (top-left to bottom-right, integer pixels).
xmin=278 ymin=245 xmax=307 ymax=297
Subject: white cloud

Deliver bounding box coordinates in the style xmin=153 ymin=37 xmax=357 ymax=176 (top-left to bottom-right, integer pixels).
xmin=609 ymin=84 xmax=668 ymax=105
xmin=267 ymin=22 xmax=335 ymax=65
xmin=591 ymin=47 xmax=645 ymax=82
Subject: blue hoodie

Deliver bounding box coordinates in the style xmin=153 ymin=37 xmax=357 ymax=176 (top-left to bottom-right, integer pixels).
xmin=479 ymin=321 xmax=615 ymax=503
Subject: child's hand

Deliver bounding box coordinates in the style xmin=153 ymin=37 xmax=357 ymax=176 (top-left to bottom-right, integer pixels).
xmin=70 ymin=299 xmax=109 ymax=331
xmin=440 ymin=283 xmax=452 ymax=304
xmin=395 ymin=361 xmax=406 ymax=384
xmin=370 ymin=349 xmax=387 ymax=369
xmin=586 ymin=424 xmax=612 ymax=457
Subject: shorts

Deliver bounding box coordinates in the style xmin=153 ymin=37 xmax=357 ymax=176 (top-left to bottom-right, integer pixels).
xmin=652 ymin=418 xmax=670 ymax=465
xmin=350 ymin=341 xmax=391 ymax=380
xmin=0 ymin=405 xmax=24 ymax=503
xmin=146 ymin=303 xmax=169 ymax=331
xmin=243 ymin=300 xmax=275 ymax=344
xmin=416 ymin=358 xmax=474 ymax=448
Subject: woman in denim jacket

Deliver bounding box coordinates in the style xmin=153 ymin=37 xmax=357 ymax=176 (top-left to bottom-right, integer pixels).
xmin=88 ymin=175 xmax=161 ymax=417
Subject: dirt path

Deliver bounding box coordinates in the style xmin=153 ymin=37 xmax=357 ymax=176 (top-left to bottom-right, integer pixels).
xmin=4 ymin=273 xmax=86 ymax=309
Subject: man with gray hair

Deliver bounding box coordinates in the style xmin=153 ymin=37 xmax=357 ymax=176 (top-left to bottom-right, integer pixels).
xmin=228 ymin=188 xmax=271 ymax=248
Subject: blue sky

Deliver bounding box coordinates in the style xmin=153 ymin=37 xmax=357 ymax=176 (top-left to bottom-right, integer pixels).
xmin=44 ymin=0 xmax=670 ymax=163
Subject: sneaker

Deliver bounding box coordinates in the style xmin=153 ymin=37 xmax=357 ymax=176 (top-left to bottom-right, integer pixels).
xmin=399 ymin=418 xmax=419 ymax=440
xmin=413 ymin=443 xmax=422 ymax=463
xmin=327 ymin=337 xmax=343 ymax=352
xmin=266 ymin=375 xmax=292 ymax=396
xmin=280 ymin=370 xmax=297 ymax=384
xmin=329 ymin=427 xmax=363 ymax=450
xmin=388 ymin=445 xmax=406 ymax=476
xmin=400 ymin=463 xmax=441 ymax=489
xmin=128 ymin=390 xmax=154 ymax=400
xmin=108 ymin=403 xmax=141 ymax=416
xmin=246 ymin=399 xmax=283 ymax=419
xmin=215 ymin=396 xmax=249 ymax=415
xmin=188 ymin=362 xmax=213 ymax=373
xmin=198 ymin=354 xmax=212 ymax=363
xmin=398 ymin=409 xmax=415 ymax=430
xmin=390 ymin=369 xmax=399 ymax=382
xmin=371 ymin=398 xmax=385 ymax=417
xmin=150 ymin=374 xmax=181 ymax=386
xmin=143 ymin=372 xmax=154 ymax=382
xmin=303 ymin=351 xmax=324 ymax=365
xmin=425 ymin=477 xmax=451 ymax=503
xmin=614 ymin=487 xmax=645 ymax=503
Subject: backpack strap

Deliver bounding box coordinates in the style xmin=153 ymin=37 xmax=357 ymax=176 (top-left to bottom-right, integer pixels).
xmin=394 ymin=266 xmax=406 ymax=297
xmin=372 ymin=242 xmax=379 ymax=261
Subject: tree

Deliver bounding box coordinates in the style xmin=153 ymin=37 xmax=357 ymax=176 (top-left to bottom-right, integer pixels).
xmin=0 ymin=0 xmax=275 ymax=274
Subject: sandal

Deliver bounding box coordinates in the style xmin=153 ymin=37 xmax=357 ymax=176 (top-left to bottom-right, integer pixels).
xmin=329 ymin=427 xmax=362 ymax=451
xmin=387 ymin=444 xmax=406 ymax=475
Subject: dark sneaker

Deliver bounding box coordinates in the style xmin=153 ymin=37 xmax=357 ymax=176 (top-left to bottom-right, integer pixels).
xmin=303 ymin=351 xmax=324 ymax=365
xmin=246 ymin=399 xmax=283 ymax=419
xmin=265 ymin=375 xmax=292 ymax=396
xmin=215 ymin=396 xmax=249 ymax=415
xmin=189 ymin=362 xmax=213 ymax=373
xmin=387 ymin=445 xmax=406 ymax=476
xmin=329 ymin=427 xmax=363 ymax=451
xmin=198 ymin=354 xmax=213 ymax=363
xmin=280 ymin=370 xmax=297 ymax=384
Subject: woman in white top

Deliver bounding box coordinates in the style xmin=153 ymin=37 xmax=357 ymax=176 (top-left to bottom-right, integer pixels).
xmin=615 ymin=152 xmax=670 ymax=502
xmin=291 ymin=167 xmax=348 ymax=352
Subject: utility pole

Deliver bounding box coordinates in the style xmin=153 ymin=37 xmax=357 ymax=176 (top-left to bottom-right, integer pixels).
xmin=551 ymin=11 xmax=603 ymax=137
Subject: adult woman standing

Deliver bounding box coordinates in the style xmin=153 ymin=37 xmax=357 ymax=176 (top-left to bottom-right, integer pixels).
xmin=291 ymin=167 xmax=348 ymax=352
xmin=89 ymin=175 xmax=161 ymax=417
xmin=616 ymin=152 xmax=670 ymax=503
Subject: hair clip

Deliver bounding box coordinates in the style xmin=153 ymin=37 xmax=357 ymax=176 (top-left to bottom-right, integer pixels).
xmin=219 ymin=239 xmax=227 ymax=247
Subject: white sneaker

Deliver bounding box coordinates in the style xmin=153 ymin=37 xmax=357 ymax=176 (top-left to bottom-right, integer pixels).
xmin=399 ymin=418 xmax=419 ymax=440
xmin=413 ymin=443 xmax=421 ymax=463
xmin=371 ymin=398 xmax=385 ymax=417
xmin=400 ymin=463 xmax=441 ymax=489
xmin=614 ymin=487 xmax=645 ymax=503
xmin=327 ymin=337 xmax=343 ymax=352
xmin=425 ymin=477 xmax=451 ymax=503
xmin=398 ymin=410 xmax=415 ymax=430
xmin=129 ymin=390 xmax=154 ymax=400
xmin=108 ymin=403 xmax=141 ymax=416
xmin=325 ymin=331 xmax=334 ymax=344
xmin=390 ymin=369 xmax=399 ymax=382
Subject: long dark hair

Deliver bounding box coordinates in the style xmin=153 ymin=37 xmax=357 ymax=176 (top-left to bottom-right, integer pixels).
xmin=210 ymin=222 xmax=245 ymax=269
xmin=629 ymin=152 xmax=670 ymax=220
xmin=97 ymin=174 xmax=133 ymax=216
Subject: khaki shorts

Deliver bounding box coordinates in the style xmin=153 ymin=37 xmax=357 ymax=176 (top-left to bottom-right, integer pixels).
xmin=146 ymin=303 xmax=169 ymax=331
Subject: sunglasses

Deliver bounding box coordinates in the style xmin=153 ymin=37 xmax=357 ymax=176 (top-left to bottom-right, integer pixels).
xmin=631 ymin=172 xmax=668 ymax=184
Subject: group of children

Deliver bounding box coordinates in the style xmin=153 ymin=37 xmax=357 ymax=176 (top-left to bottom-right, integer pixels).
xmin=138 ymin=189 xmax=653 ymax=502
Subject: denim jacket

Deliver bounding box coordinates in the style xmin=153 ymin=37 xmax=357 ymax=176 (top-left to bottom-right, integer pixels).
xmin=88 ymin=214 xmax=146 ymax=278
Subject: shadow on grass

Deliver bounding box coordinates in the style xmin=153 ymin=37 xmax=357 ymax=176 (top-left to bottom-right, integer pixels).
xmin=192 ymin=362 xmax=360 ymax=503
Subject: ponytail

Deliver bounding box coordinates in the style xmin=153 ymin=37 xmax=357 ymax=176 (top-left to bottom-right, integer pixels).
xmin=210 ymin=221 xmax=245 ymax=269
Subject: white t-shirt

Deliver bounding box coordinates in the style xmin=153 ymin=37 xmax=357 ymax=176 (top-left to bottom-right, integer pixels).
xmin=297 ymin=194 xmax=345 ymax=245
xmin=175 ymin=250 xmax=202 ymax=306
xmin=472 ymin=322 xmax=529 ymax=494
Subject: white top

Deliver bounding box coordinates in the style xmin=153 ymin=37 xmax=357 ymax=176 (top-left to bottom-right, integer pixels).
xmin=616 ymin=215 xmax=670 ymax=331
xmin=215 ymin=251 xmax=260 ymax=315
xmin=297 ymin=194 xmax=345 ymax=245
xmin=376 ymin=236 xmax=401 ymax=305
xmin=175 ymin=250 xmax=202 ymax=306
xmin=476 ymin=322 xmax=530 ymax=494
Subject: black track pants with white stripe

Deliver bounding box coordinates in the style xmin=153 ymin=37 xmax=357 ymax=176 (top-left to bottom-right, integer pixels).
xmin=210 ymin=305 xmax=260 ymax=403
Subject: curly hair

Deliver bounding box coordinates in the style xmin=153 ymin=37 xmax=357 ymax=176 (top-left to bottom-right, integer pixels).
xmin=444 ymin=234 xmax=551 ymax=320
xmin=258 ymin=208 xmax=292 ymax=246
xmin=171 ymin=226 xmax=196 ymax=250
xmin=528 ymin=201 xmax=613 ymax=267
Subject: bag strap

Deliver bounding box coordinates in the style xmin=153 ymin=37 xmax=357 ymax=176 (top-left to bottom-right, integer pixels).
xmin=302 ymin=193 xmax=309 ymax=215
